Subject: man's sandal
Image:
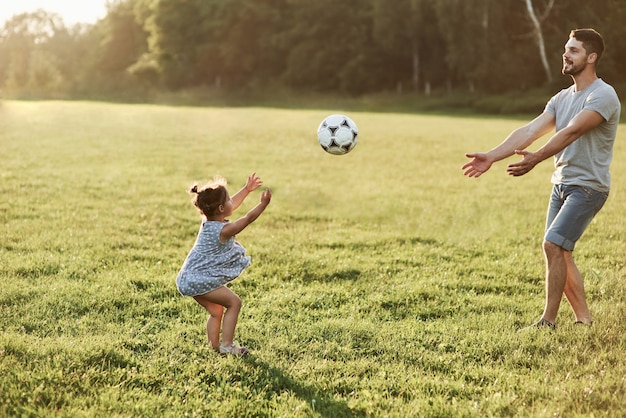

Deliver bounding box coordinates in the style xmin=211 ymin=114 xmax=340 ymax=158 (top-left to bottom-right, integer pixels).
xmin=519 ymin=317 xmax=556 ymax=332
xmin=533 ymin=318 xmax=556 ymax=329
xmin=219 ymin=342 xmax=250 ymax=355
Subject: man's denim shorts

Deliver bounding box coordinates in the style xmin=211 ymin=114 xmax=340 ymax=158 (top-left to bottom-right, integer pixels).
xmin=545 ymin=184 xmax=608 ymax=251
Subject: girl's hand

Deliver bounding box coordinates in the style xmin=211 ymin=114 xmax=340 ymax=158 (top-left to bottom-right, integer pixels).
xmin=220 ymin=187 xmax=271 ymax=241
xmin=231 ymin=173 xmax=263 ymax=211
xmin=260 ymin=188 xmax=272 ymax=206
xmin=246 ymin=172 xmax=263 ymax=192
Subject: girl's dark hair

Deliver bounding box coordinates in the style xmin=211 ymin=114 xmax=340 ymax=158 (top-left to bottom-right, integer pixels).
xmin=190 ymin=176 xmax=228 ymax=217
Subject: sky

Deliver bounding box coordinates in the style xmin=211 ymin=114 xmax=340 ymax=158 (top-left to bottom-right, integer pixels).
xmin=0 ymin=0 xmax=108 ymax=27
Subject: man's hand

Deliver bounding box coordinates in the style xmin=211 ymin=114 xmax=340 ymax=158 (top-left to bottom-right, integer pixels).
xmin=506 ymin=150 xmax=539 ymax=177
xmin=462 ymin=153 xmax=493 ymax=178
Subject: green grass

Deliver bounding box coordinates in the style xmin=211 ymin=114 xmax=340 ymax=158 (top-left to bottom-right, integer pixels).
xmin=1 ymin=100 xmax=625 ymax=417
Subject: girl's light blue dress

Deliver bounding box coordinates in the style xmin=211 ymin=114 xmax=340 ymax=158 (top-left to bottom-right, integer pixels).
xmin=176 ymin=221 xmax=251 ymax=296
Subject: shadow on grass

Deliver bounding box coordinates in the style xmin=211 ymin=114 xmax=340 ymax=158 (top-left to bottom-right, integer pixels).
xmin=316 ymin=236 xmax=440 ymax=251
xmin=240 ymin=355 xmax=365 ymax=417
xmin=302 ymin=268 xmax=362 ymax=283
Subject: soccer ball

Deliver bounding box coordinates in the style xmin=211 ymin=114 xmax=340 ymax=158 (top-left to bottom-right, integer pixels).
xmin=317 ymin=114 xmax=358 ymax=155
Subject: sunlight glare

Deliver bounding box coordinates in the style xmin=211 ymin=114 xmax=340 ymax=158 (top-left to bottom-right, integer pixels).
xmin=0 ymin=0 xmax=107 ymax=26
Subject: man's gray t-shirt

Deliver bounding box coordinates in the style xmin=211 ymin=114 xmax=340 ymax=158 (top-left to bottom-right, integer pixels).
xmin=545 ymin=78 xmax=620 ymax=192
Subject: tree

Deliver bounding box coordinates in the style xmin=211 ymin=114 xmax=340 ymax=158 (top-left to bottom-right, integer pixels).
xmin=523 ymin=0 xmax=554 ymax=84
xmin=372 ymin=0 xmax=424 ymax=92
xmin=210 ymin=0 xmax=291 ymax=89
xmin=143 ymin=0 xmax=219 ymax=89
xmin=97 ymin=1 xmax=148 ymax=74
xmin=2 ymin=0 xmax=626 ymax=99
xmin=434 ymin=0 xmax=492 ymax=93
xmin=279 ymin=0 xmax=374 ymax=93
xmin=0 ymin=10 xmax=68 ymax=95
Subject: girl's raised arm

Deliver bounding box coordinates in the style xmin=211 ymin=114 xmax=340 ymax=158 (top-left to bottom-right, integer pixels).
xmin=220 ymin=188 xmax=271 ymax=242
xmin=231 ymin=173 xmax=263 ymax=211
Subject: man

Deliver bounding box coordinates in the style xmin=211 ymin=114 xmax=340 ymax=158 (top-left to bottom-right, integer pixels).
xmin=462 ymin=28 xmax=620 ymax=328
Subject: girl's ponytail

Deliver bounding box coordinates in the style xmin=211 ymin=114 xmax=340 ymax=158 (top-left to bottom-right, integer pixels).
xmin=189 ymin=181 xmax=228 ymax=217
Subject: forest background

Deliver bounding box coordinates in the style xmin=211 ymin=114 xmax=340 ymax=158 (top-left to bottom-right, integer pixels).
xmin=2 ymin=0 xmax=626 ymax=113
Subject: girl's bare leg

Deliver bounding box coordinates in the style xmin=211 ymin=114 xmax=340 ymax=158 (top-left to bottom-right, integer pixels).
xmin=193 ymin=286 xmax=242 ymax=347
xmin=195 ymin=301 xmax=223 ymax=351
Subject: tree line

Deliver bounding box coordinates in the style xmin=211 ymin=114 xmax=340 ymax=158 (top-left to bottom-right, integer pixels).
xmin=1 ymin=0 xmax=625 ymax=101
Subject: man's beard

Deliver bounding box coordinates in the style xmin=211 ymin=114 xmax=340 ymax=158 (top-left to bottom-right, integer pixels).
xmin=562 ymin=60 xmax=586 ymax=76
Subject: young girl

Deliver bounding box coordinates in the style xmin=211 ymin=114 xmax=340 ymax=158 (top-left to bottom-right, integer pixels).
xmin=176 ymin=172 xmax=271 ymax=355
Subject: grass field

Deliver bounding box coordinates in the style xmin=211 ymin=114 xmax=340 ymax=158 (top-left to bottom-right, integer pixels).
xmin=1 ymin=100 xmax=625 ymax=417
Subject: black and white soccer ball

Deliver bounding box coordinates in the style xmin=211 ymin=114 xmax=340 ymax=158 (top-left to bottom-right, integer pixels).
xmin=317 ymin=114 xmax=358 ymax=155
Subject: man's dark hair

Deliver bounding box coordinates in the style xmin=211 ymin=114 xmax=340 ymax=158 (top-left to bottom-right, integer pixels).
xmin=570 ymin=28 xmax=605 ymax=62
